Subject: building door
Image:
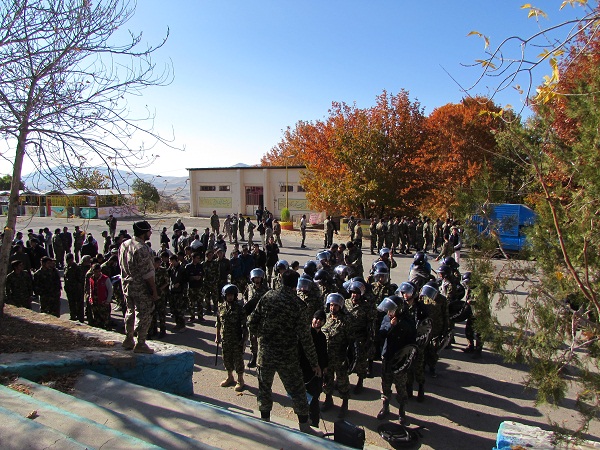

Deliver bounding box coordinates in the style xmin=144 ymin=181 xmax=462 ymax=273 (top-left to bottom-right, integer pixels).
xmin=245 ymin=186 xmax=263 ymax=216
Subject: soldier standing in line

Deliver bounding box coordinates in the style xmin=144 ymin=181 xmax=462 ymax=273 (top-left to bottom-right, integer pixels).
xmin=323 ymin=215 xmax=336 ymax=248
xmin=344 ymin=280 xmax=376 ymax=395
xmin=376 ymin=295 xmax=417 ymax=425
xmin=375 ymin=218 xmax=387 ymax=253
xmin=52 ymin=228 xmax=65 ymax=270
xmin=216 ymin=284 xmax=247 ymax=392
xmin=222 ymin=214 xmax=233 ymax=243
xmin=5 ymin=260 xmax=33 ymax=309
xmin=421 ymin=281 xmax=449 ymax=378
xmin=248 ymin=270 xmax=323 ymax=436
xmin=186 ymin=252 xmax=205 ymax=323
xmin=119 ymin=220 xmax=158 ymax=354
xmin=321 ymin=292 xmax=352 ymax=418
xmin=369 ymin=218 xmax=377 ymax=254
xmin=242 ymin=268 xmax=269 ymax=368
xmin=246 ymin=217 xmax=256 ymax=248
xmin=202 ymin=249 xmax=220 ymax=315
xmin=354 ymin=219 xmax=363 ymax=249
xmin=64 ymin=253 xmax=85 ymax=322
xmin=237 ymin=214 xmax=245 ymax=241
xmin=150 ymin=256 xmax=169 ymax=339
xmin=168 ymin=254 xmax=188 ymax=332
xmin=347 ymin=216 xmax=356 ymax=242
xmin=210 ymin=210 xmax=220 ymax=235
xmin=300 ymin=214 xmax=307 ymax=249
xmin=73 ymin=225 xmax=85 ymax=263
xmin=231 ymin=214 xmax=239 ymax=244
xmin=33 ymin=256 xmax=62 ymax=317
xmin=399 ymin=282 xmax=429 ymax=402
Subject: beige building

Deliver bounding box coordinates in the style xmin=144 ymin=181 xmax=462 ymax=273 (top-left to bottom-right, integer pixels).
xmin=187 ymin=165 xmax=318 ymax=220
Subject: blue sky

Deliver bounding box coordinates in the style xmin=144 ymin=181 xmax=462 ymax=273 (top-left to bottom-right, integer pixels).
xmin=5 ymin=1 xmax=588 ymax=179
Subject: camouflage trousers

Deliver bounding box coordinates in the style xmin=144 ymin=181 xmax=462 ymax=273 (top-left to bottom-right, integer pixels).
xmin=407 ymin=346 xmax=425 ymax=386
xmin=222 ymin=341 xmax=245 ymax=374
xmin=381 ymin=359 xmax=408 ymax=406
xmin=169 ymin=292 xmax=187 ymax=327
xmin=424 ymin=341 xmax=439 ymax=370
xmin=151 ymin=294 xmax=167 ymax=330
xmin=249 ymin=333 xmax=258 ymax=355
xmin=323 ymin=359 xmax=350 ymax=399
xmin=40 ymin=295 xmax=60 ymax=318
xmin=188 ymin=287 xmax=204 ymax=319
xmin=257 ymin=361 xmax=308 ymax=416
xmin=351 ymin=339 xmax=372 ymax=379
xmin=202 ymin=282 xmax=218 ymax=313
xmin=66 ymin=290 xmax=84 ymax=322
xmin=247 ymin=233 xmax=254 ymax=247
xmin=124 ymin=293 xmax=155 ymax=341
xmin=370 ymin=235 xmax=377 ymax=252
xmin=91 ymin=303 xmax=111 ymax=329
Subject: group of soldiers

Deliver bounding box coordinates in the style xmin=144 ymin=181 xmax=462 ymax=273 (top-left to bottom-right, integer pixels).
xmin=4 ymin=222 xmax=125 ymax=326
xmin=4 ymin=212 xmax=479 ymax=438
xmin=364 ymin=216 xmax=458 ymax=256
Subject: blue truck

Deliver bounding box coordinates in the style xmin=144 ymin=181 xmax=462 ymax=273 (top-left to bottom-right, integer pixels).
xmin=472 ymin=203 xmax=537 ymax=252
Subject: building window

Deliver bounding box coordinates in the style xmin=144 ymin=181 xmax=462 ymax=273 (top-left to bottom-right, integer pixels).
xmin=280 ymin=185 xmax=293 ymax=193
xmin=219 ymin=185 xmax=231 ymax=191
xmin=200 ymin=185 xmax=216 ymax=191
xmin=297 ymin=185 xmax=306 ymax=192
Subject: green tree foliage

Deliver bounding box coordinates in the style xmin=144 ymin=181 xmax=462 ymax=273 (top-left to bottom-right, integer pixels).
xmin=462 ymin=3 xmax=600 ymax=437
xmin=0 ymin=175 xmax=25 ymax=191
xmin=66 ymin=168 xmax=111 ymax=190
xmin=132 ymin=178 xmax=159 ymax=214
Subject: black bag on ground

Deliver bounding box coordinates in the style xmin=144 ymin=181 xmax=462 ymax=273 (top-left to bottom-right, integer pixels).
xmin=330 ymin=420 xmax=365 ymax=449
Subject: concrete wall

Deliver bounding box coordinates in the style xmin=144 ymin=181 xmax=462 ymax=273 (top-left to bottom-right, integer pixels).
xmin=188 ymin=166 xmax=312 ymax=219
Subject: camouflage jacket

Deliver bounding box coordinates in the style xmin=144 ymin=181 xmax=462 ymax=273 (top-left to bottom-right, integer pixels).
xmin=217 ymin=300 xmax=247 ymax=344
xmin=6 ymin=270 xmax=33 ymax=301
xmin=344 ymin=298 xmax=377 ymax=341
xmin=64 ymin=263 xmax=85 ymax=293
xmin=322 ymin=311 xmax=352 ymax=364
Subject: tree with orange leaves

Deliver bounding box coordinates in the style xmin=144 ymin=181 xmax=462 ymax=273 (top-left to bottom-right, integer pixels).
xmin=262 ymin=90 xmax=427 ymax=218
xmin=421 ymin=96 xmax=506 ymax=214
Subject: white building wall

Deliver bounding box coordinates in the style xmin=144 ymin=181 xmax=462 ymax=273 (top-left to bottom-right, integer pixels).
xmin=188 ymin=166 xmax=312 ymax=219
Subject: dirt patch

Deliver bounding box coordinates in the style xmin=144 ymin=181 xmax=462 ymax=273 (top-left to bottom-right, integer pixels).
xmin=0 ymin=310 xmax=114 ymax=354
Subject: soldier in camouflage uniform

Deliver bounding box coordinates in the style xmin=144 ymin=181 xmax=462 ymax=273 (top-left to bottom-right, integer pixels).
xmin=344 ymin=281 xmax=377 ymax=395
xmin=344 ymin=241 xmax=363 ymax=278
xmin=5 ymin=260 xmax=33 ymax=309
xmin=73 ymin=225 xmax=85 ymax=263
xmin=242 ymin=268 xmax=270 ymax=368
xmin=376 ymin=295 xmax=417 ymax=425
xmin=202 ymin=249 xmax=220 ymax=314
xmin=248 ymin=270 xmax=323 ymax=435
xmin=150 ymin=256 xmax=169 ymax=338
xmin=33 ymin=256 xmax=62 ymax=317
xmin=64 ymin=253 xmax=85 ymax=322
xmin=52 ymin=228 xmax=65 ymax=269
xmin=375 ymin=218 xmax=387 ymax=252
xmin=168 ymin=254 xmax=188 ymax=332
xmin=421 ymin=281 xmax=449 ymax=378
xmin=119 ymin=221 xmax=158 ymax=354
xmin=321 ymin=293 xmax=352 ymax=418
xmin=297 ymin=275 xmax=323 ymax=323
xmin=398 ymin=282 xmax=429 ymax=402
xmin=369 ymin=218 xmax=377 ymax=254
xmin=185 ymin=252 xmax=205 ymax=322
xmin=216 ymin=284 xmax=248 ymax=392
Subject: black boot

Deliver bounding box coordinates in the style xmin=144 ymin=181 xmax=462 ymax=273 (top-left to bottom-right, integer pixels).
xmin=417 ymin=384 xmax=425 ymax=403
xmin=321 ymin=394 xmax=334 ymax=412
xmin=338 ymin=398 xmax=348 ymax=418
xmin=399 ymin=404 xmax=409 ymax=426
xmin=247 ymin=353 xmax=257 ymax=368
xmin=472 ymin=343 xmax=483 ymax=359
xmin=366 ymin=359 xmax=374 ymax=378
xmin=406 ymin=383 xmax=413 ymax=399
xmin=377 ymin=399 xmax=389 ymax=420
xmin=353 ymin=377 xmax=364 ymax=395
xmin=158 ymin=327 xmax=166 ymax=339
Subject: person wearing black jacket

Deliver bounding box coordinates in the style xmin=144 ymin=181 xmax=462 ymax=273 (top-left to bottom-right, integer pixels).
xmin=299 ymin=309 xmax=329 ymax=428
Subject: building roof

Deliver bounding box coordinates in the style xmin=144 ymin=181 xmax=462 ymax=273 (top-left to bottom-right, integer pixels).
xmin=186 ymin=165 xmax=306 ymax=171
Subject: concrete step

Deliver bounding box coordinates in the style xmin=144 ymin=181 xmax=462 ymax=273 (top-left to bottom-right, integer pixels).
xmin=73 ymin=369 xmax=347 ymax=449
xmin=13 ymin=377 xmax=215 ymax=450
xmin=0 ymin=384 xmax=162 ymax=449
xmin=0 ymin=404 xmax=89 ymax=450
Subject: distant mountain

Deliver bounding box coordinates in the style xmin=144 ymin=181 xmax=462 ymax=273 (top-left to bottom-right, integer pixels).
xmin=22 ymin=166 xmax=190 ymax=202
